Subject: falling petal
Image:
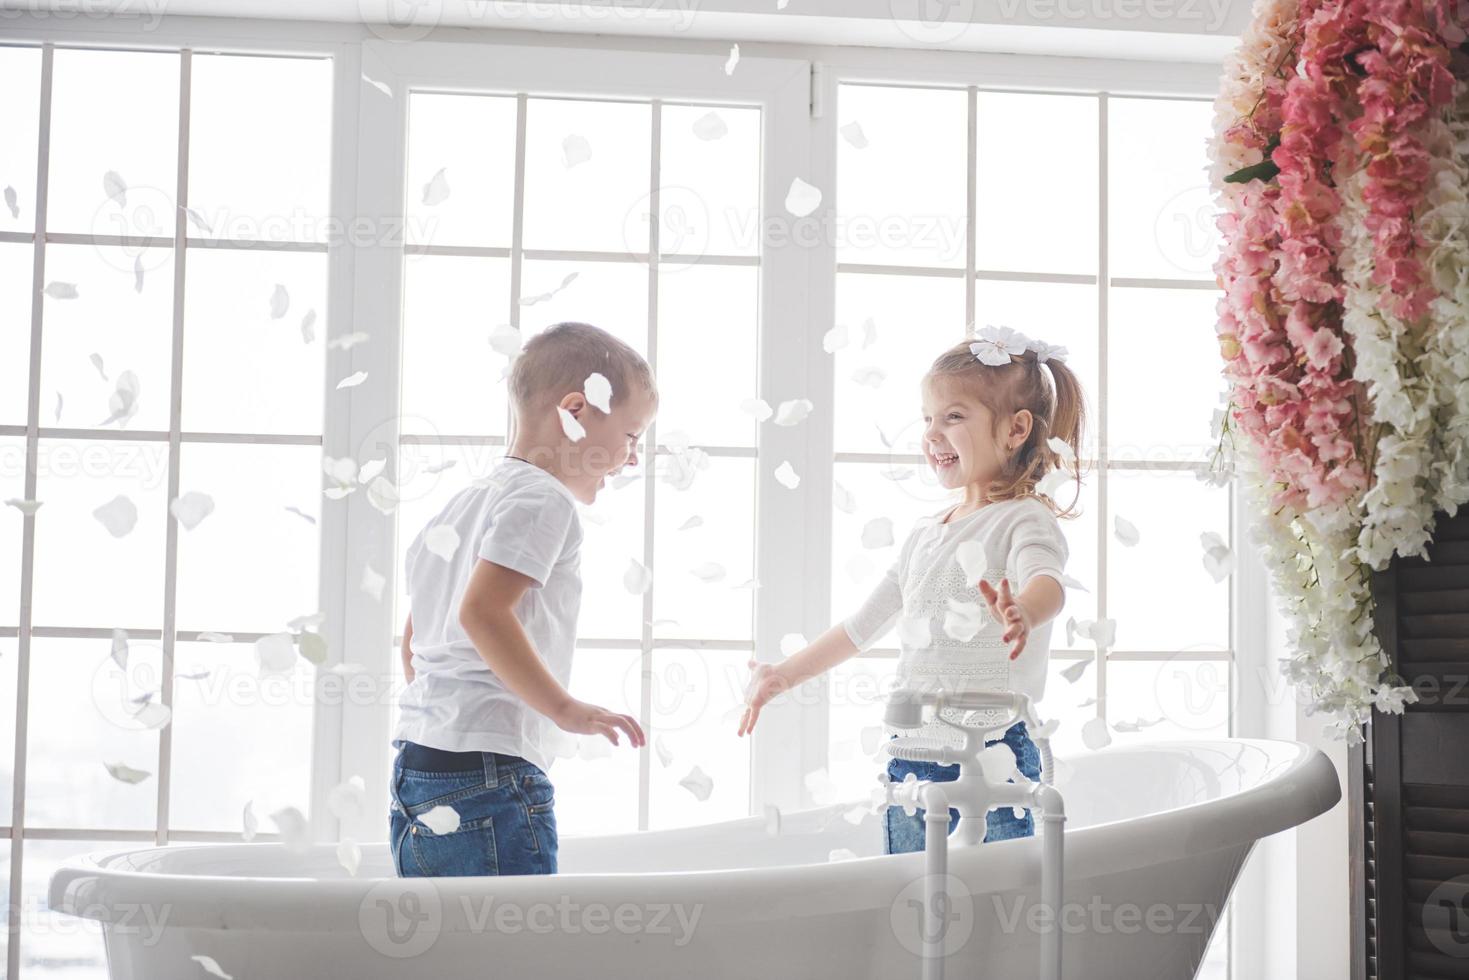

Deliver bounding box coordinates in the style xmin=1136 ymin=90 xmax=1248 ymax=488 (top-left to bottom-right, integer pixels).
xmin=1113 ymin=516 xmax=1139 ymax=547
xmin=851 ymin=365 xmax=886 ymax=388
xmin=860 ymin=517 xmax=893 ymax=549
xmin=828 ymin=848 xmax=857 ymax=862
xmin=53 ymin=391 xmax=62 ymax=422
xmin=327 ymin=331 xmax=369 ymax=351
xmin=1077 ymin=697 xmax=1096 ymax=709
xmin=1081 ymin=717 xmax=1112 ymax=750
xmin=804 ymin=768 xmax=838 ymax=804
xmin=732 ymin=577 xmax=760 ymax=590
xmin=296 ymin=631 xmax=328 ymax=667
xmin=5 ymin=498 xmax=43 ymax=516
xmin=689 ymin=561 xmax=726 ymax=583
xmin=104 ymin=761 xmax=150 ymax=784
xmin=360 ymin=564 xmax=386 ymax=602
xmin=242 ymin=800 xmax=258 ymax=840
xmin=270 ymin=806 xmax=311 ymax=854
xmin=677 ymin=515 xmax=703 ymax=531
xmin=840 ymin=121 xmax=868 ymax=148
xmin=335 ymin=370 xmax=368 ymax=390
xmin=255 ymin=632 xmax=298 ymax=676
xmin=132 ymin=254 xmax=144 ymax=293
xmin=764 ymin=804 xmax=782 ymax=836
xmin=654 ymin=735 xmax=674 ymax=767
xmin=489 ymin=323 xmax=522 ymax=357
xmin=779 ymin=632 xmax=806 ymax=657
xmin=679 ymin=765 xmax=714 ymax=801
xmin=366 ymin=475 xmax=399 ymax=515
xmin=102 ymin=170 xmax=127 ymax=207
xmin=336 ymin=839 xmax=362 ymax=877
xmin=357 ymin=457 xmax=387 ymax=484
xmin=519 ymin=271 xmax=579 ymax=306
xmin=943 ymin=598 xmax=985 ymax=642
xmin=832 ymin=481 xmax=856 ymax=514
xmin=422 ymin=167 xmax=450 ymax=206
xmin=191 ymin=955 xmax=233 ymax=980
xmin=169 ymin=491 xmax=214 ymax=530
xmin=739 ymin=397 xmax=773 ymax=422
xmin=97 ymin=370 xmax=141 ymax=427
xmin=362 ymin=72 xmax=393 ymax=98
xmin=425 ymin=459 xmax=457 ymax=475
xmin=692 ymin=110 xmax=727 ymax=140
xmin=175 ymin=667 xmax=211 ymax=681
xmin=3 ymin=185 xmax=17 ymax=218
xmin=322 ymin=455 xmax=359 ymax=485
xmin=44 ymin=281 xmax=79 ymax=300
xmin=1037 ymin=468 xmax=1071 ymax=498
xmin=300 ymin=308 xmax=317 ymax=344
xmin=110 ymin=628 xmax=129 ymax=670
xmin=623 ymin=558 xmax=653 ymax=595
xmin=1046 ymin=436 xmax=1076 ymax=465
xmin=561 ymin=133 xmax=592 ymax=168
xmin=558 ymin=407 xmax=586 ymax=442
xmin=954 ymin=541 xmax=986 ymax=586
xmin=1200 ymin=531 xmax=1233 ymax=583
xmin=861 ymin=317 xmax=877 ymax=347
xmin=89 ymin=353 xmax=108 ymax=380
xmin=283 ymin=505 xmax=316 ymax=524
xmin=584 ymin=372 xmax=613 ymax=413
xmin=773 ymin=398 xmax=813 ymax=426
xmin=1075 ymin=617 xmax=1117 ymax=648
xmin=268 ymin=284 xmax=290 ymax=320
xmin=327 ymin=775 xmax=367 ymax=820
xmin=424 ymin=524 xmax=461 ymax=561
xmin=822 ymin=323 xmax=849 ymax=353
xmin=1060 ymin=573 xmax=1088 ymax=592
xmin=129 ymin=699 xmax=171 ymax=731
xmin=93 ymin=495 xmax=138 ymax=538
xmin=198 ymin=631 xmax=234 ymax=643
xmin=1033 ymin=718 xmax=1061 ymax=738
xmin=181 ymin=205 xmax=214 ymax=234
xmin=783 ymin=177 xmax=822 ymax=218
xmin=774 ymin=460 xmax=800 ymax=489
xmin=723 ymin=43 xmax=739 ymax=75
xmin=1060 ymin=657 xmax=1091 ymax=683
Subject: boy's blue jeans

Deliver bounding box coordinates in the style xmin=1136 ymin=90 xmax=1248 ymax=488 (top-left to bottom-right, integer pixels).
xmin=389 ymin=739 xmax=558 ymax=877
xmin=883 ymin=720 xmax=1042 ymax=854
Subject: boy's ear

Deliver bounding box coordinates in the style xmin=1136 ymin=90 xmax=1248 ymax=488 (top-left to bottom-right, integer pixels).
xmin=558 ymin=390 xmax=588 ymax=417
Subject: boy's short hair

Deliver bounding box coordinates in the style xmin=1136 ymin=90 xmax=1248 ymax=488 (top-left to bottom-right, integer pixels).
xmin=509 ymin=321 xmax=658 ymax=417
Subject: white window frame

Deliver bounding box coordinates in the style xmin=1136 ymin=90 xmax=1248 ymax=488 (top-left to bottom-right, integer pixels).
xmin=0 ymin=13 xmax=1273 ymax=978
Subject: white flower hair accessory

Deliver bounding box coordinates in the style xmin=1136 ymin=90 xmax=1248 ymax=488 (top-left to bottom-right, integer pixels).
xmin=1026 ymin=338 xmax=1069 ymax=364
xmin=969 ymin=324 xmax=1032 ymax=366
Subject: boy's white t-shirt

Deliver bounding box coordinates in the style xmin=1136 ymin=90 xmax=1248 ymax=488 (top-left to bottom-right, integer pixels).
xmin=394 ymin=457 xmax=583 ymax=773
xmin=842 ymin=495 xmax=1069 ymax=744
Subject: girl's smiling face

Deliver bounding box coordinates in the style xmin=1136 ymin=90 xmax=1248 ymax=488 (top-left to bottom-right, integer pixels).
xmin=920 ymin=374 xmax=1031 ymax=493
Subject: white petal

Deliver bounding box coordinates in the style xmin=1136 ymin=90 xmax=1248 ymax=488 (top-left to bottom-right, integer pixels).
xmin=561 ymin=133 xmax=593 ymax=167
xmin=723 ymin=43 xmax=740 ymax=75
xmin=419 ymin=804 xmax=461 ymax=835
xmin=357 ymin=457 xmax=387 ymax=484
xmin=3 ymin=185 xmax=17 ymax=218
xmin=103 ymin=170 xmax=127 ymax=207
xmin=323 ymin=486 xmax=356 ymax=501
xmin=242 ymin=800 xmax=259 ymax=841
xmin=832 ymin=481 xmax=857 ymax=514
xmin=828 ymin=848 xmax=857 ymax=862
xmin=93 ymin=495 xmax=138 ymax=538
xmin=296 ymin=631 xmax=328 ymax=666
xmin=283 ymin=505 xmax=315 ymax=524
xmin=773 ymin=398 xmax=813 ymax=426
xmin=335 ymin=370 xmax=368 ymax=390
xmin=129 ymin=700 xmax=171 ymax=731
xmin=689 ymin=561 xmax=726 ymax=583
xmin=677 ymin=515 xmax=703 ymax=531
xmin=1037 ymin=468 xmax=1071 ymax=498
xmin=764 ymin=804 xmax=782 ymax=836
xmin=779 ymin=632 xmax=806 ymax=657
xmin=774 ymin=460 xmax=800 ymax=489
xmin=1046 ymin=436 xmax=1076 ymax=464
xmin=623 ymin=558 xmax=653 ymax=595
xmin=169 ymin=491 xmax=215 ymax=530
xmin=89 ymin=352 xmax=107 ymax=380
xmin=1059 ymin=573 xmax=1088 ymax=592
xmin=1113 ymin=515 xmax=1140 ymax=547
xmin=421 ymin=167 xmax=451 ymax=206
xmin=191 ymin=956 xmax=234 ymax=980
xmin=366 ymin=475 xmax=400 ymax=515
xmin=783 ymin=177 xmax=822 ymax=218
xmin=822 ymin=323 xmax=849 ymax=353
xmin=692 ymin=110 xmax=728 ymax=140
xmin=861 ymin=317 xmax=878 ymax=347
xmin=955 ymin=541 xmax=987 ymax=586
xmin=322 ymin=455 xmax=359 ymax=485
xmin=860 ymin=517 xmax=894 ymax=549
xmin=1060 ymin=657 xmax=1091 ymax=683
xmin=840 ymin=121 xmax=869 ymax=149
xmin=255 ymin=632 xmax=298 ymax=676
xmin=110 ymin=628 xmax=130 ymax=670
xmin=325 ymin=775 xmax=367 ymax=821
xmin=739 ymin=397 xmax=773 ymax=421
xmin=584 ymin=372 xmax=613 ymax=413
xmin=44 ymin=281 xmax=78 ymax=300
xmin=558 ymin=407 xmax=586 ymax=442
xmin=977 ymin=741 xmax=1019 ymax=783
xmin=654 ymin=735 xmax=674 ymax=767
xmin=5 ymin=498 xmax=42 ymax=516
xmin=133 ymin=254 xmax=143 ymax=293
xmin=268 ymin=283 xmax=290 ymax=320
xmin=423 ymin=523 xmax=461 ymax=561
xmin=680 ymin=765 xmax=714 ymax=801
xmin=327 ymin=331 xmax=369 ymax=351
xmin=358 ymin=564 xmax=386 ymax=603
xmin=104 ymin=761 xmax=150 ymax=784
xmin=198 ymin=631 xmax=233 ymax=643
xmin=336 ymin=839 xmax=362 ymax=877
xmin=943 ymin=598 xmax=984 ymax=642
xmin=300 ymin=308 xmax=317 ymax=344
xmin=851 ymin=365 xmax=886 ymax=388
xmin=181 ymin=205 xmax=214 ymax=233
xmin=270 ymin=806 xmax=311 ymax=853
xmin=804 ymin=767 xmax=838 ymax=804
xmin=1081 ymin=716 xmax=1112 ymax=750
xmin=54 ymin=391 xmax=62 ymax=422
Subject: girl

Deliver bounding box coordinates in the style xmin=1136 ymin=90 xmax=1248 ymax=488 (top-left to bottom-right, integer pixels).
xmin=737 ymin=324 xmax=1087 ymax=853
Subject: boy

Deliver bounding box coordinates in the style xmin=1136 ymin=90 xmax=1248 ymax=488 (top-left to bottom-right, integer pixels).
xmin=389 ymin=321 xmax=658 ymax=877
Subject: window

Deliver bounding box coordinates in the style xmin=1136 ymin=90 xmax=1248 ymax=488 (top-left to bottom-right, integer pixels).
xmin=1 ymin=42 xmax=332 ymax=978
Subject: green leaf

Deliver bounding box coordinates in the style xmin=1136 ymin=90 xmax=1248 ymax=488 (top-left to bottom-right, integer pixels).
xmin=1223 ymin=132 xmax=1281 ymax=185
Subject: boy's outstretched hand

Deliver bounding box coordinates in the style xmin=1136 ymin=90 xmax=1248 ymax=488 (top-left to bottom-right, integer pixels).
xmin=553 ymin=697 xmax=646 ymax=748
xmin=736 ymin=659 xmax=791 ymax=737
xmin=978 ymin=577 xmax=1032 ymax=661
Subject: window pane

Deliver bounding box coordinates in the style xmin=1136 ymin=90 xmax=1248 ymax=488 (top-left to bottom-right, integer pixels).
xmin=651 ymin=456 xmax=755 ymax=641
xmin=399 ymin=254 xmax=511 ymax=438
xmin=1035 ymin=653 xmax=1100 ymax=760
xmin=0 ymin=242 xmax=33 ymax=424
xmin=175 ymin=443 xmax=321 ymax=634
xmin=169 ymin=639 xmax=314 ymax=832
xmin=188 ymin=54 xmax=332 ymax=244
xmin=21 ymin=840 xmax=111 ymax=980
xmin=1108 ymin=97 xmax=1219 ymax=280
xmin=181 ymin=248 xmax=328 ymax=435
xmin=830 ymin=460 xmax=944 ymax=648
xmin=1108 ymin=286 xmax=1225 ymax=463
xmin=656 ymin=263 xmax=757 ymax=448
xmin=551 ymin=647 xmax=641 ymax=836
xmin=0 ymin=45 xmax=41 ymax=235
xmin=1106 ymin=657 xmax=1231 ymax=741
xmin=46 ymin=48 xmax=179 ymax=238
xmin=40 ymin=242 xmax=175 ymax=433
xmin=1052 ymin=476 xmax=1099 ymax=636
xmin=658 ymin=104 xmax=760 ymax=259
xmin=837 ymin=85 xmax=967 ymax=269
xmin=576 ymin=472 xmax=645 ymax=642
xmin=648 ymin=647 xmax=751 ymax=829
xmin=519 ymin=258 xmax=648 ymax=356
xmin=827 ymin=656 xmax=894 ymax=801
xmin=972 ymin=280 xmax=1099 ymax=449
xmin=32 ymin=438 xmax=169 ymax=631
xmin=1105 ymin=469 xmax=1230 ymax=651
xmin=975 ymin=92 xmax=1097 ymax=276
xmin=523 ymin=98 xmax=651 ymax=254
xmin=27 ymin=636 xmax=158 ymax=830
xmin=0 ymin=436 xmax=21 ymax=628
xmin=392 ymin=440 xmax=489 ymax=628
xmin=833 ymin=272 xmax=966 ymax=455
xmin=405 ymin=93 xmax=517 ymax=249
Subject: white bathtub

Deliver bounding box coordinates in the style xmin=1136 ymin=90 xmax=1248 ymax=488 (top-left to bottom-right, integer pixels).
xmin=50 ymin=738 xmax=1338 ymax=979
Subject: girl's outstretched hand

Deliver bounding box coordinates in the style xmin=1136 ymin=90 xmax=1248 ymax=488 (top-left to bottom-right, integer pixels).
xmin=736 ymin=659 xmax=791 ymax=737
xmin=978 ymin=577 xmax=1032 ymax=661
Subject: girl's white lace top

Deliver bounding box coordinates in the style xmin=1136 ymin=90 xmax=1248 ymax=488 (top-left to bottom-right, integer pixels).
xmin=842 ymin=495 xmax=1069 ymax=746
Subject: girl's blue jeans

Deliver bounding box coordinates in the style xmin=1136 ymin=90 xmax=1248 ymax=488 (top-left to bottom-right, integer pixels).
xmin=389 ymin=739 xmax=558 ymax=877
xmin=883 ymin=719 xmax=1043 ymax=855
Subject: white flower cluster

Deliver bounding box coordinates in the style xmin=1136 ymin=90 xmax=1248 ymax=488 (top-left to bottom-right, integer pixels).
xmin=969 ymin=323 xmax=1069 ymax=367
